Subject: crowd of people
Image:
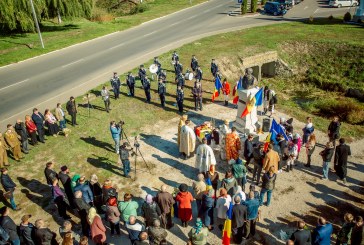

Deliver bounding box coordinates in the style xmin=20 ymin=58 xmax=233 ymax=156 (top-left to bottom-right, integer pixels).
xmin=0 ymin=51 xmax=361 ymax=245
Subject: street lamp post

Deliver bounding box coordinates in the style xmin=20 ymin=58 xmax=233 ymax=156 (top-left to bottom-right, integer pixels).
xmin=29 ymin=0 xmax=45 ymax=48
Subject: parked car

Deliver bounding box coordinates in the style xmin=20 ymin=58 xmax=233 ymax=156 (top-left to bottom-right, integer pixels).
xmin=264 ymin=2 xmax=287 ymax=15
xmin=274 ymin=0 xmax=293 ymax=8
xmin=329 ymin=0 xmax=358 ymax=7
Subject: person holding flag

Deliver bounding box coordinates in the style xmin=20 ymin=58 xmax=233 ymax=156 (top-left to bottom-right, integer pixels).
xmin=211 ymin=76 xmax=222 ymax=102
xmin=222 ymin=201 xmax=233 ymax=245
xmin=232 ymin=77 xmax=243 ymax=107
xmin=222 ymin=78 xmax=231 ymax=106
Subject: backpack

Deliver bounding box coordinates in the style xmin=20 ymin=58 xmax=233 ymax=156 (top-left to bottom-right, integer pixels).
xmin=0 ymin=225 xmax=9 ymax=244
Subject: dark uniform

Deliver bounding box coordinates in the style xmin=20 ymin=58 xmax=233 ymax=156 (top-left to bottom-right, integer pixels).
xmin=211 ymin=60 xmax=218 ymax=78
xmin=195 ymin=66 xmax=203 ymax=82
xmin=126 ymin=73 xmax=135 ymax=97
xmin=192 ymin=84 xmax=203 ymax=111
xmin=138 ymin=65 xmax=147 ymax=86
xmin=158 ymin=70 xmax=167 ymax=82
xmin=174 ymin=61 xmax=183 ymax=75
xmin=176 ymin=73 xmax=185 ymax=89
xmin=158 ymin=82 xmax=166 ymax=108
xmin=176 ymin=88 xmax=184 ymax=113
xmin=191 ymin=56 xmax=198 ymax=72
xmin=172 ymin=51 xmax=179 ymax=64
xmin=154 ymin=57 xmax=162 ymax=76
xmin=31 ymin=111 xmax=45 ymax=143
xmin=110 ymin=74 xmax=121 ymax=99
xmin=143 ymin=78 xmax=151 ymax=103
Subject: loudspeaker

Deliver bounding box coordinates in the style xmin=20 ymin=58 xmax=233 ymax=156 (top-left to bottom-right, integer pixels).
xmin=263 ymin=118 xmax=271 ymax=132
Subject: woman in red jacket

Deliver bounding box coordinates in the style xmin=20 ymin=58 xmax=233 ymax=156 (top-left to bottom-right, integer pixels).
xmin=25 ymin=115 xmax=38 ymax=145
xmin=175 ymin=183 xmax=194 ymax=227
xmin=88 ymin=207 xmax=106 ymax=245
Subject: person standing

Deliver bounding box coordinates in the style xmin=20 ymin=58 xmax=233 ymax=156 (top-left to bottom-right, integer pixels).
xmin=222 ymin=78 xmax=230 ymax=106
xmin=210 ymin=59 xmax=218 ymax=78
xmin=276 ymin=134 xmax=288 ymax=173
xmin=88 ymin=174 xmax=103 ymax=212
xmin=351 ymin=216 xmax=364 ymax=245
xmin=4 ymin=124 xmax=23 ymax=162
xmin=172 ymin=51 xmax=179 ymax=64
xmin=305 ymin=134 xmax=316 ymax=168
xmin=287 ymin=139 xmax=298 ymax=172
xmin=259 ymin=166 xmax=277 ymax=207
xmin=215 ymin=188 xmax=231 ymax=230
xmin=231 ymin=195 xmax=247 ymax=244
xmin=88 ymin=207 xmax=106 ymax=245
xmin=44 ymin=161 xmax=58 ymax=186
xmin=201 ymin=189 xmax=214 ymax=231
xmin=328 ymin=116 xmax=341 ymax=147
xmin=192 ymin=174 xmax=206 ymax=217
xmin=229 ymin=158 xmax=247 ymax=191
xmin=31 ymin=108 xmax=45 ymax=143
xmin=319 ymin=142 xmax=335 ymax=180
xmin=156 ymin=185 xmax=175 ymax=229
xmin=188 ymin=218 xmax=208 ymax=245
xmin=244 ymin=134 xmax=254 ymax=169
xmin=25 ymin=115 xmax=38 ymax=146
xmin=336 ymin=213 xmax=354 ymax=245
xmin=101 ymin=86 xmax=111 ymax=113
xmin=219 ymin=120 xmax=230 ymax=161
xmin=119 ymin=142 xmax=132 ymax=178
xmin=190 ymin=55 xmax=198 ymax=72
xmin=154 ymin=57 xmax=162 ymax=77
xmin=179 ymin=120 xmax=196 ymax=160
xmin=176 ymin=73 xmax=185 ymax=89
xmin=141 ymin=194 xmax=161 ymax=228
xmin=302 ymin=117 xmax=314 ymax=144
xmin=118 ymin=193 xmax=139 ymax=223
xmin=34 ymin=219 xmax=58 ymax=245
xmin=312 ymin=217 xmax=333 ymax=245
xmin=126 ymin=72 xmax=136 ymax=96
xmin=176 ymin=86 xmax=184 ymax=113
xmin=143 ymin=78 xmax=151 ymax=103
xmin=74 ymin=176 xmax=93 ymax=206
xmin=1 ymin=168 xmax=20 ymax=211
xmin=174 ymin=60 xmax=183 ymax=76
xmin=0 ymin=207 xmax=20 ymax=245
xmin=221 ymin=170 xmax=238 ymax=197
xmin=58 ymin=166 xmax=74 ymax=209
xmin=55 ymin=103 xmax=67 ymax=131
xmin=252 ymin=144 xmax=265 ymax=185
xmin=225 ymin=127 xmax=241 ymax=161
xmin=177 ymin=115 xmax=188 ymax=147
xmin=74 ymin=191 xmax=91 ymax=236
xmin=14 ymin=119 xmax=29 ymax=154
xmin=205 ymin=165 xmax=219 ymax=198
xmin=195 ymin=66 xmax=203 ymax=83
xmin=59 ymin=220 xmax=80 ymax=243
xmin=175 ymin=183 xmax=194 ymax=227
xmin=0 ymin=133 xmax=9 ymax=167
xmin=192 ymin=82 xmax=203 ymax=111
xmin=195 ymin=138 xmax=216 ymax=174
xmin=52 ymin=179 xmax=71 ymax=220
xmin=290 ymin=220 xmax=311 ymax=245
xmin=19 ymin=215 xmax=36 ymax=245
xmin=66 ymin=96 xmax=77 ymax=126
xmin=243 ymin=191 xmax=260 ymax=240
xmin=110 ymin=121 xmax=121 ymax=154
xmin=106 ymin=196 xmax=121 ymax=236
xmin=334 ymin=138 xmax=351 ymax=184
xmin=126 ymin=216 xmax=145 ymax=245
xmin=110 ymin=72 xmax=121 ymax=100
xmin=158 ymin=80 xmax=166 ymax=108
xmin=148 ymin=220 xmax=168 ymax=245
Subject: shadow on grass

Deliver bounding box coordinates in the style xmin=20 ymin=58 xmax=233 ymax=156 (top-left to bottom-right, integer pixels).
xmin=39 ymin=23 xmax=80 ymax=32
xmin=87 ymin=154 xmax=123 ymax=177
xmin=80 ymin=136 xmax=115 ymax=153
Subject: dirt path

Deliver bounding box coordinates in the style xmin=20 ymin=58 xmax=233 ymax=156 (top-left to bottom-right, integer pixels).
xmin=104 ymin=101 xmax=364 ymax=245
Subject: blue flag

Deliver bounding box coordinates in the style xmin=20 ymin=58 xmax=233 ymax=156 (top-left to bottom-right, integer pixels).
xmin=254 ymin=87 xmax=264 ymax=107
xmin=270 ymin=119 xmax=288 ymax=144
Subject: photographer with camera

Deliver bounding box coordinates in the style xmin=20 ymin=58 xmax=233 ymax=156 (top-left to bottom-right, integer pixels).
xmin=119 ymin=142 xmax=133 ymax=178
xmin=110 ymin=121 xmax=121 ymax=154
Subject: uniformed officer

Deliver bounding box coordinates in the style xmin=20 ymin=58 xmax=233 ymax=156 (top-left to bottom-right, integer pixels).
xmin=126 ymin=72 xmax=136 ymax=97
xmin=110 ymin=72 xmax=121 ymax=100
xmin=138 ymin=64 xmax=147 ymax=86
xmin=174 ymin=60 xmax=183 ymax=75
xmin=192 ymin=82 xmax=203 ymax=111
xmin=176 ymin=86 xmax=184 ymax=113
xmin=195 ymin=65 xmax=203 ymax=83
xmin=154 ymin=57 xmax=162 ymax=76
xmin=176 ymin=73 xmax=185 ymax=89
xmin=191 ymin=55 xmax=198 ymax=72
xmin=143 ymin=78 xmax=151 ymax=103
xmin=158 ymin=80 xmax=166 ymax=108
xmin=4 ymin=124 xmax=22 ymax=161
xmin=0 ymin=132 xmax=9 ymax=167
xmin=172 ymin=51 xmax=179 ymax=64
xmin=211 ymin=59 xmax=218 ymax=78
xmin=158 ymin=69 xmax=167 ymax=82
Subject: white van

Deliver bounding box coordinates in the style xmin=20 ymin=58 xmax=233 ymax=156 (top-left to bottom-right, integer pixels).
xmin=329 ymin=0 xmax=358 ymax=7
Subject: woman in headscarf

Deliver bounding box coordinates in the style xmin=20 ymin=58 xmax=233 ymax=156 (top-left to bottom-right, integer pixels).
xmin=221 ymin=170 xmax=238 ymax=196
xmin=201 ymin=188 xmax=214 ymax=230
xmin=142 ymin=194 xmax=161 ymax=227
xmin=106 ymin=196 xmax=121 ymax=236
xmin=188 ymin=218 xmax=208 ymax=245
xmin=215 ymin=188 xmax=232 ymax=230
xmin=88 ymin=207 xmax=106 ymax=245
xmin=233 ymin=185 xmax=246 ymax=203
xmin=175 ymin=183 xmax=194 ymax=227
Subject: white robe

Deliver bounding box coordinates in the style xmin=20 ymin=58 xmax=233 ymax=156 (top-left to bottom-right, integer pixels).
xmin=179 ymin=125 xmax=196 ymax=156
xmin=195 ymin=143 xmax=216 ymax=173
xmin=219 ymin=125 xmax=230 ymax=160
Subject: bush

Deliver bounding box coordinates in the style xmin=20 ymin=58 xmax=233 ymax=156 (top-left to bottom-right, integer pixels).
xmin=344 ymin=12 xmax=352 ymax=22
xmin=328 ymin=15 xmax=333 ymax=20
xmin=129 ymin=3 xmax=150 ymax=15
xmin=241 ymin=0 xmax=248 ymax=14
xmin=251 ymin=0 xmax=258 ymax=12
xmin=90 ymin=7 xmax=114 ymax=22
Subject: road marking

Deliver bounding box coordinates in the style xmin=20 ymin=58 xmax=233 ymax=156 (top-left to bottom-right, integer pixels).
xmin=314 ymin=8 xmax=319 ymax=13
xmin=186 ymin=15 xmax=197 ymax=20
xmin=143 ymin=31 xmax=157 ymax=37
xmin=203 ymin=9 xmax=211 ymax=13
xmin=304 ymin=6 xmax=308 ymax=10
xmin=62 ymin=59 xmax=84 ymax=68
xmin=108 ymin=43 xmax=125 ymax=50
xmin=0 ymin=79 xmax=29 ymax=92
xmin=170 ymin=21 xmax=182 ymax=26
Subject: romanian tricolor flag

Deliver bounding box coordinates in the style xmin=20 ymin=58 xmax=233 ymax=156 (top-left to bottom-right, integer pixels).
xmin=232 ymin=76 xmax=243 ymax=104
xmin=264 ymin=132 xmax=272 ymax=152
xmin=206 ymin=178 xmax=213 ymax=191
xmin=240 ymin=87 xmax=264 ymax=117
xmin=222 ymin=203 xmax=233 ymax=245
xmin=212 ymin=76 xmax=222 ymax=102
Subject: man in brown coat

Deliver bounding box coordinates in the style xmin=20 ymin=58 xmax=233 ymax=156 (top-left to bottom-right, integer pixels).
xmin=263 ymin=144 xmax=280 ymax=173
xmin=0 ymin=133 xmax=9 ymax=167
xmin=4 ymin=124 xmax=22 ymax=161
xmin=155 ymin=185 xmax=175 ymax=229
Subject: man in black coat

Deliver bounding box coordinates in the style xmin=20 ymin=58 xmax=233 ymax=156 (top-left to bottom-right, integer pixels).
xmin=44 ymin=161 xmax=58 ymax=186
xmin=34 ymin=219 xmax=58 ymax=245
xmin=191 ymin=55 xmax=198 ymax=72
xmin=0 ymin=168 xmax=20 ymax=211
xmin=126 ymin=72 xmax=136 ymax=97
xmin=195 ymin=66 xmax=203 ymax=83
xmin=0 ymin=206 xmax=20 ymax=244
xmin=290 ymin=220 xmax=311 ymax=245
xmin=176 ymin=86 xmax=184 ymax=113
xmin=66 ymin=96 xmax=77 ymax=126
xmin=14 ymin=119 xmax=29 ymax=154
xmin=138 ymin=65 xmax=147 ymax=86
xmin=143 ymin=78 xmax=151 ymax=104
xmin=58 ymin=166 xmax=74 ymax=208
xmin=110 ymin=72 xmax=121 ymax=100
xmin=244 ymin=134 xmax=254 ymax=169
xmin=157 ymin=80 xmax=166 ymax=108
xmin=74 ymin=191 xmax=91 ymax=236
xmin=334 ymin=138 xmax=351 ymax=183
xmin=31 ymin=108 xmax=45 ymax=143
xmin=232 ymin=195 xmax=247 ymax=244
xmin=19 ymin=215 xmax=36 ymax=245
xmin=174 ymin=61 xmax=183 ymax=75
xmin=328 ymin=116 xmax=341 ymax=146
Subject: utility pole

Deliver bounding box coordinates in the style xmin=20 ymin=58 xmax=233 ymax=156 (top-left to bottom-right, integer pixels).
xmin=29 ymin=0 xmax=45 ymax=48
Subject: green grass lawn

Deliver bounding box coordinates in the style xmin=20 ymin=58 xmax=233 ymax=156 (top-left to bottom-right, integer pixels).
xmin=4 ymin=18 xmax=364 ymax=226
xmin=0 ymin=0 xmax=206 ymax=66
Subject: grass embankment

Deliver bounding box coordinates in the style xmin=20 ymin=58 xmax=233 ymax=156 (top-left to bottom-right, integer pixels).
xmin=0 ymin=0 xmax=206 ymax=67
xmin=4 ymin=18 xmax=364 ymax=227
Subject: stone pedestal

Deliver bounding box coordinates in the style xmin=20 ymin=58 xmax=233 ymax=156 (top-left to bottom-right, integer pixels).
xmin=233 ymin=87 xmax=259 ymax=134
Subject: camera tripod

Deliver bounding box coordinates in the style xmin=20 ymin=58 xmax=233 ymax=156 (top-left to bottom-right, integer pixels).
xmin=121 ymin=130 xmax=151 ymax=180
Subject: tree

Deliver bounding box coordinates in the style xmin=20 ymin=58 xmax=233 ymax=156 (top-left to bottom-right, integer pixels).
xmin=241 ymin=0 xmax=248 ymax=14
xmin=45 ymin=0 xmax=93 ymax=24
xmin=251 ymin=0 xmax=258 ymax=12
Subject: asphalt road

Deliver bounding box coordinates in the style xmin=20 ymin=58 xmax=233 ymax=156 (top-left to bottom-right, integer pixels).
xmin=0 ymin=0 xmax=353 ymax=130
